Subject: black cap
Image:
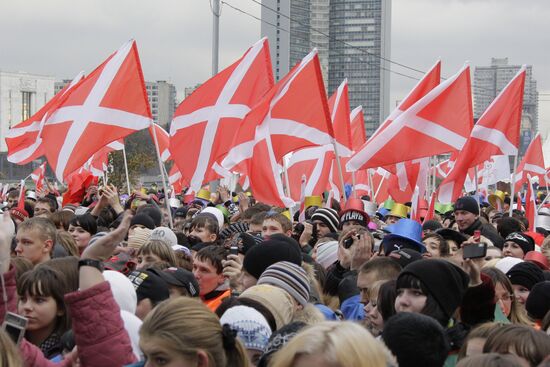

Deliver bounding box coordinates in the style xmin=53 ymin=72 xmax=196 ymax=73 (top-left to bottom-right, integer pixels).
xmin=128 ymin=270 xmax=170 ymax=304
xmin=151 ymin=267 xmax=200 ymax=297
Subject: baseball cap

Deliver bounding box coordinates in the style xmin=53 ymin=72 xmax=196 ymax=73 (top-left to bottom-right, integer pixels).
xmin=127 ymin=270 xmax=170 ymax=304
xmin=150 ymin=226 xmax=178 ymax=247
xmin=150 ymin=267 xmax=200 ymax=297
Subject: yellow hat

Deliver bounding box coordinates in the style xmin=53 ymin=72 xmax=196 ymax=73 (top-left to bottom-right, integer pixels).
xmin=488 ymin=190 xmax=505 ymax=209
xmin=304 ymin=195 xmax=322 ymax=209
xmin=245 ymin=191 xmax=253 ymax=197
xmin=196 ymin=188 xmax=211 ymax=202
xmin=387 ymin=203 xmax=408 ymax=219
xmin=281 ymin=210 xmax=291 ymax=220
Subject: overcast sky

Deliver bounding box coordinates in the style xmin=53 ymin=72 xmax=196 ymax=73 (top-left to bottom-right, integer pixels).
xmin=1 ymin=0 xmax=548 ymax=138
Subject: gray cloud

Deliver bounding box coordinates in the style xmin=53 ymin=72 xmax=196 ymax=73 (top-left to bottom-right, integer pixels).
xmin=0 ymin=0 xmax=548 ymax=134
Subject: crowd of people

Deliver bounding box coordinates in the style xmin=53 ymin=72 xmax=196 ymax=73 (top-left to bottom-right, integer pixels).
xmin=1 ymin=182 xmax=550 ymax=367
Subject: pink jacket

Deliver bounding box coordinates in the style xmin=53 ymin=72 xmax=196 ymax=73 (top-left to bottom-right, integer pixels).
xmin=1 ymin=266 xmax=137 ymax=367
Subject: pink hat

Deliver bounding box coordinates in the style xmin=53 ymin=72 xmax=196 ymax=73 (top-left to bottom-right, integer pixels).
xmin=524 ymin=251 xmax=549 ymax=271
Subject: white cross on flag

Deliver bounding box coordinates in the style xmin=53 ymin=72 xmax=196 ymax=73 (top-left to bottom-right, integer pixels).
xmin=82 ymin=140 xmax=124 ymax=178
xmin=217 ymin=50 xmax=335 ymax=208
xmin=30 ymin=162 xmax=47 ymax=191
xmin=5 ymin=73 xmax=84 ymax=165
xmin=438 ymin=67 xmax=525 ymax=203
xmin=286 ymin=80 xmax=353 ymax=201
xmin=347 ymin=61 xmax=474 ymax=171
xmin=514 ymin=134 xmax=547 ymax=192
xmin=150 ymin=123 xmax=171 ymax=162
xmin=169 ymin=38 xmax=274 ymax=193
xmin=40 ymin=40 xmax=152 ymax=182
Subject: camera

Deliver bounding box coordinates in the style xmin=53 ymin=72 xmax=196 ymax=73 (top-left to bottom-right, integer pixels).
xmin=343 ymin=234 xmax=360 ymax=249
xmin=2 ymin=312 xmax=27 ymax=346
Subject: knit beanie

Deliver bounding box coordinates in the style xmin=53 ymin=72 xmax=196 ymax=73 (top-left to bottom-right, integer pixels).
xmin=220 ymin=306 xmax=272 ymax=351
xmin=506 ymin=262 xmax=545 ymax=291
xmin=495 ymin=257 xmax=524 ymax=274
xmin=422 ymin=220 xmax=442 ymax=232
xmin=242 ymin=234 xmax=302 ymax=280
xmin=130 ymin=214 xmax=156 ymax=230
xmin=257 ymin=261 xmax=310 ymax=307
xmin=504 ymin=232 xmax=534 ymax=255
xmin=525 ymin=281 xmax=550 ymax=320
xmin=454 ymin=196 xmax=479 ymax=216
xmin=257 ymin=322 xmax=307 ymax=367
xmin=398 ymin=259 xmax=469 ymax=319
xmin=311 ymin=207 xmax=340 ymax=233
xmin=127 ymin=227 xmax=152 ymax=250
xmin=240 ymin=284 xmax=295 ymax=330
xmin=315 ymin=241 xmax=339 ymax=269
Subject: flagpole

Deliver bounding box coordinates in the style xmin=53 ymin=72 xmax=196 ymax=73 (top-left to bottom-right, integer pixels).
xmin=150 ymin=122 xmax=174 ymax=228
xmin=509 ymin=153 xmax=519 ymax=216
xmin=474 ymin=166 xmax=479 ymax=194
xmin=374 ymin=174 xmax=386 ymax=203
xmin=431 ymin=156 xmax=437 ymax=199
xmin=368 ymin=169 xmax=374 ymax=200
xmin=211 ymin=0 xmax=220 ymax=76
xmin=331 ymin=138 xmax=347 ymax=206
xmin=122 ymin=145 xmax=132 ymax=195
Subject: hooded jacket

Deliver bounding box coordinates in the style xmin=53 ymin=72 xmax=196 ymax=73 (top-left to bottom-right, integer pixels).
xmin=460 ymin=218 xmax=504 ymax=249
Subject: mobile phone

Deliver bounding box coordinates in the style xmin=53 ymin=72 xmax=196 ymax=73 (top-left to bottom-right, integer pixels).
xmin=473 ymin=230 xmax=481 ymax=243
xmin=463 ymin=243 xmax=487 ymax=259
xmin=229 ymin=245 xmax=239 ymax=256
xmin=2 ymin=312 xmax=28 ymax=346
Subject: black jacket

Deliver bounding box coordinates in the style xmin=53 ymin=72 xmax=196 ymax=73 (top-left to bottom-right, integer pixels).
xmin=460 ymin=218 xmax=504 ymax=249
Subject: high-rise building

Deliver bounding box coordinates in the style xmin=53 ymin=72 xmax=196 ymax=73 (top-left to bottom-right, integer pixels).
xmin=0 ymin=70 xmax=54 ymax=179
xmin=261 ymin=0 xmax=391 ymax=135
xmin=474 ymin=58 xmax=538 ymax=155
xmin=145 ymin=81 xmax=177 ymax=127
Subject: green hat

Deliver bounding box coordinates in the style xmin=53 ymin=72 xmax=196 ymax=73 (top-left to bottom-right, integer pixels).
xmin=435 ymin=202 xmax=453 ymax=215
xmin=383 ymin=198 xmax=395 ymax=210
xmin=215 ymin=205 xmax=231 ymax=224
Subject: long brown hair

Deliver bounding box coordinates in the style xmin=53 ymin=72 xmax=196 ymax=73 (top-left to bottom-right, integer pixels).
xmin=140 ymin=297 xmax=249 ymax=367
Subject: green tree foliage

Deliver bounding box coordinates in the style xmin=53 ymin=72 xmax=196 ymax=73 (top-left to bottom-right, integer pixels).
xmin=108 ymin=129 xmax=157 ymax=193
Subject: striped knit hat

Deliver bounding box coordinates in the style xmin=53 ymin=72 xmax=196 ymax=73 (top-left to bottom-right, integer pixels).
xmin=127 ymin=227 xmax=152 ymax=250
xmin=257 ymin=261 xmax=310 ymax=307
xmin=311 ymin=207 xmax=340 ymax=233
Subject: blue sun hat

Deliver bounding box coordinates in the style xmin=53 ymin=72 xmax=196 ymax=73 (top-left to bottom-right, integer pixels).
xmin=382 ymin=218 xmax=426 ymax=254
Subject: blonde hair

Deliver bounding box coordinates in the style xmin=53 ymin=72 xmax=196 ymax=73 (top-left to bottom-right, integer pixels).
xmin=138 ymin=239 xmax=177 ymax=267
xmin=270 ymin=321 xmax=393 ymax=367
xmin=0 ymin=330 xmax=22 ymax=367
xmin=55 ymin=230 xmax=80 ymax=257
xmin=140 ymin=297 xmax=249 ymax=367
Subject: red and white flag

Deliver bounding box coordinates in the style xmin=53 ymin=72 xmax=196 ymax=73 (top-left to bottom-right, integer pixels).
xmin=40 ymin=40 xmax=152 ymax=182
xmin=387 ymin=158 xmax=430 ymax=204
xmin=30 ymin=163 xmax=47 ymax=191
xmin=5 ymin=73 xmax=85 ymax=165
xmin=514 ymin=134 xmax=546 ymax=191
xmin=217 ymin=50 xmax=335 ymax=207
xmin=350 ymin=106 xmax=366 ymax=152
xmin=169 ymin=38 xmax=274 ymax=193
xmin=438 ymin=67 xmax=525 ymax=202
xmin=286 ymin=80 xmax=353 ymax=201
xmin=82 ymin=140 xmax=124 ymax=177
xmin=150 ymin=123 xmax=171 ymax=162
xmin=347 ymin=61 xmax=450 ymax=171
